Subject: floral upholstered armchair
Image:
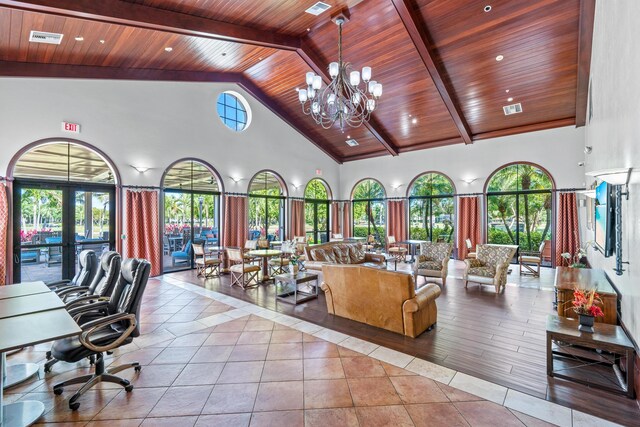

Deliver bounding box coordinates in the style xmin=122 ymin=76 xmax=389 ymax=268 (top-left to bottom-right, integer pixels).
xmin=413 ymin=242 xmax=453 ymax=286
xmin=463 ymin=244 xmax=518 ymax=294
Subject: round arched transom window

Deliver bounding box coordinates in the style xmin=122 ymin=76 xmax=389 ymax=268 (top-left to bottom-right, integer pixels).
xmin=407 ymin=172 xmax=455 ymax=242
xmin=216 ymin=91 xmax=251 ymax=132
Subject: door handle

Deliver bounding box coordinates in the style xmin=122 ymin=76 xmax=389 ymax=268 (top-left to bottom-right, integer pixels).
xmin=14 ymin=253 xmax=20 ymax=264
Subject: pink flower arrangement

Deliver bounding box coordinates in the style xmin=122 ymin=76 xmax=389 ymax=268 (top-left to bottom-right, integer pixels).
xmin=572 ymin=289 xmax=604 ymax=317
xmin=20 ymin=228 xmax=53 ymax=243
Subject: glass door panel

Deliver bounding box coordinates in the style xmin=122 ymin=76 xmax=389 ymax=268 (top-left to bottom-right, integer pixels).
xmin=433 ymin=197 xmax=455 ymax=243
xmin=163 ymin=192 xmax=192 ymax=273
xmin=15 ymin=188 xmax=64 ymax=283
xmin=316 ymin=203 xmax=329 ymax=243
xmin=74 ymin=190 xmax=112 ymax=268
xmin=409 ymin=199 xmax=428 ymax=240
xmin=369 ymin=200 xmax=386 ymax=245
xmin=305 ymin=203 xmax=315 ymax=243
xmin=487 ymin=194 xmax=518 ymax=248
xmin=517 ymin=192 xmax=552 ymax=264
xmin=266 ymin=198 xmax=282 ymax=241
xmin=194 ymin=193 xmax=219 ymax=250
xmin=352 ymin=201 xmax=368 ymax=239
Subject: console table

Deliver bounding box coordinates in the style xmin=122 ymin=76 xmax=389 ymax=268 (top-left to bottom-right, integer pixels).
xmin=554 ymin=267 xmax=618 ymax=324
xmin=546 ymin=315 xmax=635 ymax=398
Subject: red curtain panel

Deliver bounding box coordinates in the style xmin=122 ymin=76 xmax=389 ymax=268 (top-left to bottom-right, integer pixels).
xmin=387 ymin=200 xmax=407 ymax=242
xmin=342 ymin=202 xmax=352 ymax=238
xmin=331 ymin=202 xmax=341 ymax=235
xmin=223 ymin=195 xmax=248 ymax=248
xmin=125 ymin=190 xmax=161 ymax=277
xmin=0 ymin=183 xmax=7 ymax=285
xmin=555 ymin=192 xmax=580 ymax=267
xmin=289 ymin=200 xmax=305 ymax=239
xmin=457 ymin=196 xmax=481 ymax=259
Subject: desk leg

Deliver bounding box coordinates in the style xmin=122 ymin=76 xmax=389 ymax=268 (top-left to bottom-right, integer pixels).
xmin=546 ymin=334 xmax=554 ymax=377
xmin=1 ymin=352 xmax=45 ymax=427
xmin=3 ymin=352 xmax=40 ymax=390
xmin=626 ymin=349 xmax=635 ymax=399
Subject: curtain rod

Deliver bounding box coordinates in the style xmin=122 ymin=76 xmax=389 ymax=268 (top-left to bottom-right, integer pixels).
xmin=120 ymin=185 xmax=161 ymax=190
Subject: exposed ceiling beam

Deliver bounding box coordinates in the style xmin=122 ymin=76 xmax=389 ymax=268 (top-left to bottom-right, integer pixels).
xmin=298 ymin=41 xmax=399 ymax=157
xmin=390 ymin=0 xmax=473 ymax=145
xmin=0 ymin=0 xmax=300 ymax=50
xmin=575 ymin=0 xmax=596 ymax=127
xmin=472 ymin=118 xmax=576 ymax=141
xmin=0 ymin=60 xmax=343 ymax=164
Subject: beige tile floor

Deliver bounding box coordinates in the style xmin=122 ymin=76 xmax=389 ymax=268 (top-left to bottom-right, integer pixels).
xmin=4 ymin=277 xmax=620 ymax=426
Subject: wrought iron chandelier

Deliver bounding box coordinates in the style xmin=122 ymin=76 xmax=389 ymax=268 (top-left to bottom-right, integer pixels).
xmin=298 ymin=15 xmax=382 ymax=131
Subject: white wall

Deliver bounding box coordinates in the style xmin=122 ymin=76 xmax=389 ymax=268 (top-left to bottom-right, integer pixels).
xmin=339 ymin=126 xmax=585 ymax=199
xmin=0 ymin=78 xmax=340 ymax=195
xmin=582 ymin=0 xmax=640 ymax=345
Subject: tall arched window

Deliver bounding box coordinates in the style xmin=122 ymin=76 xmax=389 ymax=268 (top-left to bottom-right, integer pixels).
xmin=485 ymin=163 xmax=554 ymax=264
xmin=304 ymin=179 xmax=331 ymax=244
xmin=10 ymin=140 xmax=118 ymax=283
xmin=162 ymin=159 xmax=222 ymax=273
xmin=351 ymin=179 xmax=386 ymax=244
xmin=248 ymin=171 xmax=286 ymax=242
xmin=408 ymin=172 xmax=455 ymax=242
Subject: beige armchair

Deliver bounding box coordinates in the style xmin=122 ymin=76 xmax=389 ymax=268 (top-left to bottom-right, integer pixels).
xmin=519 ymin=241 xmax=545 ymax=277
xmin=413 ymin=242 xmax=453 ymax=286
xmin=227 ymin=248 xmax=260 ymax=289
xmin=464 ymin=244 xmax=518 ymax=294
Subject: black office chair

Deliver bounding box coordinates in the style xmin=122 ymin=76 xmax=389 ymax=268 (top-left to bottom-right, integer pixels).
xmin=45 ymin=251 xmax=122 ymax=372
xmin=47 ymin=250 xmax=98 ymax=293
xmin=50 ymin=258 xmax=151 ymax=410
xmin=57 ymin=251 xmax=122 ymax=303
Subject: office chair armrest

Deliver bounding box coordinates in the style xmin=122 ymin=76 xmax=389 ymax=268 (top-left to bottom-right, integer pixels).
xmin=47 ymin=280 xmax=71 ymax=289
xmin=69 ymin=300 xmax=109 ymax=320
xmin=65 ymin=295 xmax=108 ymax=310
xmin=79 ymin=313 xmax=137 ymax=353
xmin=57 ymin=286 xmax=91 ymax=300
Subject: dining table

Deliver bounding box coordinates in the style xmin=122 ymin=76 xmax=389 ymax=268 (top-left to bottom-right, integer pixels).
xmin=397 ymin=240 xmax=427 ymax=263
xmin=246 ymin=249 xmax=283 ymax=282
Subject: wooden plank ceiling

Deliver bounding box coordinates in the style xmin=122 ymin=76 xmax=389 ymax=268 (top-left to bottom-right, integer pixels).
xmin=0 ymin=0 xmax=594 ymax=163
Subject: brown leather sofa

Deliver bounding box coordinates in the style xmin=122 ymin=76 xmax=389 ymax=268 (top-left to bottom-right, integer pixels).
xmin=303 ymin=241 xmax=385 ymax=272
xmin=321 ymin=264 xmax=441 ymax=338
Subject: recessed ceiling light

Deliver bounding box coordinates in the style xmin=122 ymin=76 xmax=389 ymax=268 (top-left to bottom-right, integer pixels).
xmin=258 ymin=57 xmax=263 ymax=60
xmin=164 ymin=47 xmax=173 ymax=52
xmin=99 ymin=39 xmax=105 ymax=44
xmin=347 ymin=135 xmax=351 ymax=138
xmin=295 ymin=87 xmax=300 ymax=92
xmin=411 ymin=118 xmax=418 ymax=124
xmin=307 ymin=28 xmax=311 ymax=32
xmin=74 ymin=36 xmax=84 ymax=41
xmin=496 ymin=55 xmax=504 ymax=61
xmin=408 ymin=114 xmax=412 ymax=117
xmin=507 ymin=97 xmax=514 ymax=102
xmin=222 ymin=52 xmax=227 ymax=56
xmin=505 ymin=89 xmax=510 ymax=93
xmin=484 ymin=5 xmax=492 ymax=12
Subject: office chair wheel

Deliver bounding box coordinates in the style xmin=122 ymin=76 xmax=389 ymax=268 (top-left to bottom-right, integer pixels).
xmin=46 ymin=351 xmax=52 ymax=360
xmin=134 ymin=366 xmax=142 ymax=373
xmin=125 ymin=384 xmax=134 ymax=392
xmin=69 ymin=401 xmax=80 ymax=411
xmin=53 ymin=387 xmax=63 ymax=395
xmin=89 ymin=355 xmax=95 ymax=365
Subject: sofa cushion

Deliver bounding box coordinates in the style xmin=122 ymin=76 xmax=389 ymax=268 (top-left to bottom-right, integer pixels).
xmin=310 ymin=248 xmax=336 ymax=263
xmin=333 ymin=245 xmax=352 ymax=264
xmin=348 ymin=244 xmax=366 ymax=263
xmin=467 ymin=266 xmax=496 ymax=278
xmin=417 ymin=260 xmax=442 ymax=271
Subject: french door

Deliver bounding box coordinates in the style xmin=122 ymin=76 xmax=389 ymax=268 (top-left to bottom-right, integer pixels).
xmin=13 ymin=180 xmax=116 ymax=283
xmin=305 ymin=199 xmax=329 ymax=244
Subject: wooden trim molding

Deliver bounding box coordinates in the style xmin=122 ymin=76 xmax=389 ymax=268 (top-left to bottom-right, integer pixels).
xmin=390 ymin=0 xmax=473 ymax=145
xmin=0 ymin=0 xmax=300 ymax=50
xmin=575 ymin=0 xmax=596 ymax=127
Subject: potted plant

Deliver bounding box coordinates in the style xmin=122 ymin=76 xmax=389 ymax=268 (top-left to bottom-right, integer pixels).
xmin=290 ymin=255 xmax=299 ymax=274
xmin=561 ymin=241 xmax=593 ymax=268
xmin=571 ymin=288 xmax=604 ymax=332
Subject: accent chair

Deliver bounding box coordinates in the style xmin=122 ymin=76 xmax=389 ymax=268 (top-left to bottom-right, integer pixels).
xmin=464 ymin=244 xmax=518 ymax=294
xmin=413 ymin=242 xmax=453 ymax=286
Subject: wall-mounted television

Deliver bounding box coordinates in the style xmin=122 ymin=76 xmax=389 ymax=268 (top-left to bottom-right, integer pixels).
xmin=594 ymin=181 xmax=615 ymax=257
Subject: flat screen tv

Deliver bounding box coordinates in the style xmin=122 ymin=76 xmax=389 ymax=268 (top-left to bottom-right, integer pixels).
xmin=594 ymin=181 xmax=615 ymax=257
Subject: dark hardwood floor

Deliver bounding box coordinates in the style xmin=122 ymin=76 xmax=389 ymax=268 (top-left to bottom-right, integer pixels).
xmin=165 ymin=261 xmax=639 ymax=426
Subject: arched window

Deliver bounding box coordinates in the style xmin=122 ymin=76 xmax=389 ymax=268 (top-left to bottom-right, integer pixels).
xmin=161 ymin=159 xmax=222 ymax=273
xmin=304 ymin=179 xmax=331 ymax=244
xmin=408 ymin=172 xmax=455 ymax=243
xmin=485 ymin=163 xmax=554 ymax=264
xmin=248 ymin=171 xmax=286 ymax=241
xmin=351 ymin=179 xmax=386 ymax=245
xmin=10 ymin=140 xmax=118 ymax=283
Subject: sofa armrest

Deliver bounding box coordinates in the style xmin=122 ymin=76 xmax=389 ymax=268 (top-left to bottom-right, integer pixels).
xmin=320 ymin=282 xmax=335 ymax=314
xmin=364 ymin=253 xmax=385 ymax=263
xmin=403 ymin=284 xmax=441 ymax=313
xmin=464 ymin=259 xmax=485 ymax=269
xmin=495 ymin=261 xmax=509 ymax=279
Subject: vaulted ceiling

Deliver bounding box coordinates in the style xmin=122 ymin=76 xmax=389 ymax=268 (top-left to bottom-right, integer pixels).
xmin=0 ymin=0 xmax=595 ymax=163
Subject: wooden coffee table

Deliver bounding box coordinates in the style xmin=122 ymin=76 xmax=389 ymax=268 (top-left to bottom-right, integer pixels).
xmin=274 ymin=272 xmax=319 ymax=304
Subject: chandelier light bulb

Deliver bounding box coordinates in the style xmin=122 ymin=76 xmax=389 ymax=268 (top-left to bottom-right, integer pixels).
xmin=312 ymin=102 xmax=320 ymax=114
xmin=352 ymin=93 xmax=361 ymax=104
xmin=368 ymin=80 xmax=377 ymax=94
xmin=298 ymin=89 xmax=308 ymax=103
xmin=329 ymin=62 xmax=339 ymax=78
xmin=362 ymin=66 xmax=372 ymax=82
xmin=373 ymin=83 xmax=382 ymax=98
xmin=308 ymin=88 xmax=316 ymax=99
xmin=367 ymin=99 xmax=376 ymax=111
xmin=312 ymin=75 xmax=322 ymax=90
xmin=350 ymin=71 xmax=361 ymax=86
xmin=327 ymin=93 xmax=336 ymax=105
xmin=305 ymin=72 xmax=314 ymax=85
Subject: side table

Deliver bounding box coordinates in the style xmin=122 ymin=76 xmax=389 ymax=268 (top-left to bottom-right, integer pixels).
xmin=274 ymin=272 xmax=319 ymax=305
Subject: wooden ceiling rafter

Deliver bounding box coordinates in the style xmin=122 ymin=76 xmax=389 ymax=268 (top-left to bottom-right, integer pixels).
xmin=298 ymin=40 xmax=399 ymax=157
xmin=390 ymin=0 xmax=473 ymax=145
xmin=575 ymin=0 xmax=596 ymax=127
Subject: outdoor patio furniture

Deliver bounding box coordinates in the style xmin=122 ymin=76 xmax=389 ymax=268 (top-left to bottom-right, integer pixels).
xmin=414 ymin=242 xmax=453 ymax=286
xmin=193 ymin=242 xmax=221 ymax=278
xmin=249 ymin=230 xmax=261 ymax=240
xmin=20 ymin=249 xmax=39 ymax=264
xmin=227 ymin=247 xmax=260 ymax=289
xmin=171 ymin=239 xmax=192 ymax=267
xmin=519 ymin=241 xmax=546 ymax=277
xmin=330 ymin=233 xmax=344 ymax=242
xmin=163 ymin=235 xmax=171 ymax=255
xmin=45 ymin=237 xmax=63 ymax=267
xmin=387 ymin=236 xmax=407 ymax=263
xmin=268 ymin=255 xmax=291 ymax=276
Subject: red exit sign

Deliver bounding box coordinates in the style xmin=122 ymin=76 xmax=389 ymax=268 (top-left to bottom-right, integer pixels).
xmin=61 ymin=121 xmax=81 ymax=133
